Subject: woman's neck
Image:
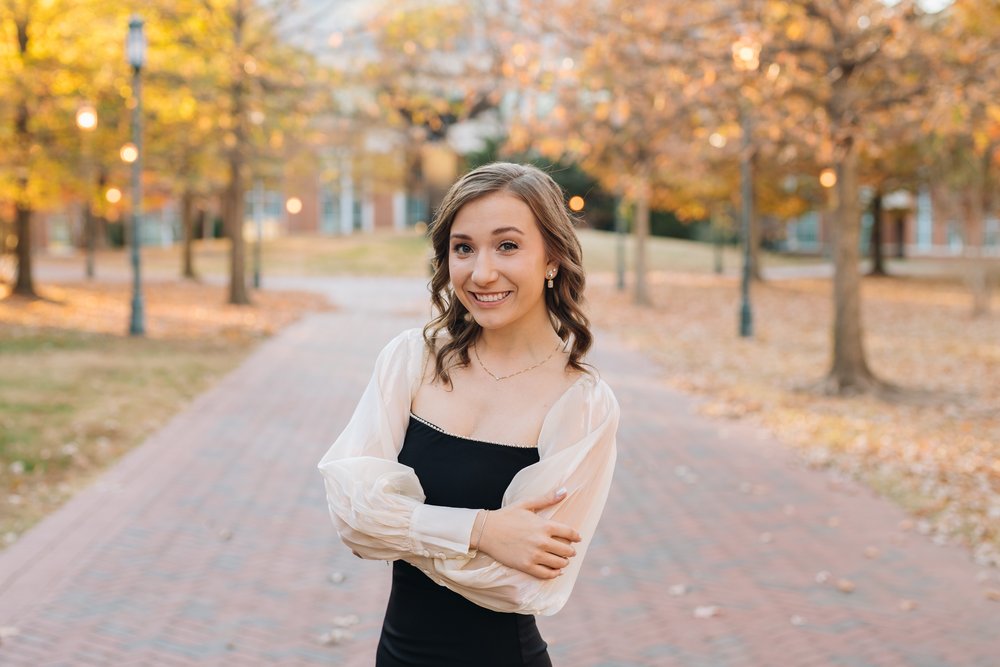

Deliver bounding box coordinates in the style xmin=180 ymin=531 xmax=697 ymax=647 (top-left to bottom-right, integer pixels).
xmin=475 ymin=312 xmax=561 ymax=360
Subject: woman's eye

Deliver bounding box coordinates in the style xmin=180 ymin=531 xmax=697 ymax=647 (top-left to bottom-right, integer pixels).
xmin=452 ymin=243 xmax=472 ymax=255
xmin=498 ymin=241 xmax=519 ymax=252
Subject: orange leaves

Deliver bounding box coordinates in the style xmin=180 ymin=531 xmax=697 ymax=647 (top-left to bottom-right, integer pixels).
xmin=0 ymin=281 xmax=331 ymax=341
xmin=587 ymin=269 xmax=1000 ymax=567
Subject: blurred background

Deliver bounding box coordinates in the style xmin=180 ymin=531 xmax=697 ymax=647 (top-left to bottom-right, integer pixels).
xmin=1 ymin=0 xmax=998 ymax=591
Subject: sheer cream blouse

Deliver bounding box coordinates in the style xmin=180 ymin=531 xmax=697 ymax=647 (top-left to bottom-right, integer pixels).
xmin=317 ymin=328 xmax=619 ymax=616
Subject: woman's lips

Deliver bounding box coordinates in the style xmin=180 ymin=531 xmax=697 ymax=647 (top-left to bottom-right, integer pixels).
xmin=470 ymin=290 xmax=512 ymax=306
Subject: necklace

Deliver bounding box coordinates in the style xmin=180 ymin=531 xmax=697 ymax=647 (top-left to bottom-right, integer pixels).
xmin=473 ymin=340 xmax=563 ymax=381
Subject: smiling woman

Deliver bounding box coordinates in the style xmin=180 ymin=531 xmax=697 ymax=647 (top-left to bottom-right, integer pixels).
xmin=318 ymin=162 xmax=619 ymax=667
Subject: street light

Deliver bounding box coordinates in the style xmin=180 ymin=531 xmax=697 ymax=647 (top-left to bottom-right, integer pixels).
xmin=732 ymin=33 xmax=760 ymax=339
xmin=119 ymin=143 xmax=138 ymax=163
xmin=75 ymin=105 xmax=97 ymax=131
xmin=126 ymin=15 xmax=146 ymax=336
xmin=76 ymin=104 xmax=98 ymax=278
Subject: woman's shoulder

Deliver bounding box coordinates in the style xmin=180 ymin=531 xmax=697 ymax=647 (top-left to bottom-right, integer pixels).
xmin=559 ymin=368 xmax=619 ymax=415
xmin=372 ymin=328 xmax=427 ymax=374
xmin=380 ymin=327 xmax=425 ymax=354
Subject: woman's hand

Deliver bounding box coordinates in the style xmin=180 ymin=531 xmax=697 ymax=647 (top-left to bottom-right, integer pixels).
xmin=475 ymin=488 xmax=582 ymax=580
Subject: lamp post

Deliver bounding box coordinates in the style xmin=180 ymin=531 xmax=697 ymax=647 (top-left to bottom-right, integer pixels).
xmin=732 ymin=35 xmax=760 ymax=339
xmin=253 ymin=178 xmax=264 ymax=288
xmin=126 ymin=16 xmax=146 ymax=336
xmin=75 ymin=104 xmax=98 ymax=279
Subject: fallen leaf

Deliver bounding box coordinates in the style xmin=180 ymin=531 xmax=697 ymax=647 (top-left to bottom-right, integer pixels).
xmin=693 ymin=605 xmax=721 ymax=618
xmin=836 ymin=578 xmax=856 ymax=593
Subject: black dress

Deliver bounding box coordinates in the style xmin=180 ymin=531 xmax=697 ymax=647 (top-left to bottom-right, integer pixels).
xmin=375 ymin=414 xmax=553 ymax=667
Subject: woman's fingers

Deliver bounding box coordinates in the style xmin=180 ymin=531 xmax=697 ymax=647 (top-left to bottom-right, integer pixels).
xmin=537 ymin=551 xmax=571 ymax=571
xmin=528 ymin=563 xmax=563 ymax=580
xmin=519 ymin=487 xmax=568 ymax=512
xmin=546 ymin=539 xmax=576 ymax=559
xmin=549 ymin=522 xmax=582 ymax=543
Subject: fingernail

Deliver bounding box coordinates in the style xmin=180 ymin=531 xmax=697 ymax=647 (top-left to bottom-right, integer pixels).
xmin=556 ymin=487 xmax=567 ymax=497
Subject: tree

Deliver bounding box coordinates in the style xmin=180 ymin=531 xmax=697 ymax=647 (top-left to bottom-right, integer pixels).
xmin=758 ymin=0 xmax=941 ymax=394
xmin=519 ymin=1 xmax=732 ymax=305
xmin=0 ymin=0 xmax=120 ymax=296
xmin=145 ymin=0 xmax=322 ymax=303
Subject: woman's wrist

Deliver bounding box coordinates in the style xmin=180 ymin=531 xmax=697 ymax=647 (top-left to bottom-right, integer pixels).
xmin=472 ymin=509 xmax=490 ymax=553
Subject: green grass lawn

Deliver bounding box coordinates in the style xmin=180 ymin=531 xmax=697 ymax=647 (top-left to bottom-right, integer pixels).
xmin=0 ymin=328 xmax=253 ymax=545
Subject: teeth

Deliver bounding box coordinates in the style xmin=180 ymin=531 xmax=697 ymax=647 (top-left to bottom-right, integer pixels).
xmin=474 ymin=291 xmax=510 ymax=303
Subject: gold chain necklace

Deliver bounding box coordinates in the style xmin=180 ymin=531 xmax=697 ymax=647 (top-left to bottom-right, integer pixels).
xmin=473 ymin=340 xmax=563 ymax=381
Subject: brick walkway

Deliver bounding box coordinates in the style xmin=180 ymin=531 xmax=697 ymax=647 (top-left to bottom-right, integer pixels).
xmin=1 ymin=277 xmax=997 ymax=666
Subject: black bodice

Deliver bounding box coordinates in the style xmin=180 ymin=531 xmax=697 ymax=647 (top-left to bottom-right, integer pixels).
xmin=375 ymin=415 xmax=552 ymax=667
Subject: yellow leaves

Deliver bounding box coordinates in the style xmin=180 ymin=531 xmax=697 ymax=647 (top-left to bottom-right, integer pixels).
xmin=973 ymin=130 xmax=991 ymax=154
xmin=766 ymin=0 xmax=789 ymax=22
xmin=178 ymin=96 xmax=197 ymax=121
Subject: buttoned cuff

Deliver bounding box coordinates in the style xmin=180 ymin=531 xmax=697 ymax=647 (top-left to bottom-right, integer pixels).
xmin=409 ymin=504 xmax=479 ymax=560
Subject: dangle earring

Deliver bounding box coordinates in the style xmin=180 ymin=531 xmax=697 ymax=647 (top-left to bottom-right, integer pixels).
xmin=546 ymin=270 xmax=556 ymax=288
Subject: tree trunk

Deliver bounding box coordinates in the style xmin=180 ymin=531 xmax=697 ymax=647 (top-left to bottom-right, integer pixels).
xmin=226 ymin=157 xmax=249 ymax=305
xmin=95 ymin=169 xmax=108 ymax=249
xmin=826 ymin=139 xmax=877 ymax=394
xmin=226 ymin=1 xmax=250 ymax=306
xmin=12 ymin=17 xmax=35 ymax=297
xmin=84 ymin=202 xmax=95 ymax=279
xmin=963 ymin=182 xmax=990 ymax=316
xmin=13 ymin=201 xmax=34 ymax=296
xmin=967 ymin=257 xmax=991 ymax=317
xmin=749 ymin=208 xmax=763 ymax=282
xmin=633 ymin=173 xmax=651 ymax=306
xmin=868 ymin=188 xmax=887 ymax=276
xmin=181 ymin=188 xmax=197 ymax=280
xmin=895 ymin=214 xmax=905 ymax=258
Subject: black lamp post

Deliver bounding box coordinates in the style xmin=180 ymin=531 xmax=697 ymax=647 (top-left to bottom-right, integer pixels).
xmin=126 ymin=16 xmax=146 ymax=336
xmin=75 ymin=104 xmax=98 ymax=279
xmin=732 ymin=35 xmax=760 ymax=339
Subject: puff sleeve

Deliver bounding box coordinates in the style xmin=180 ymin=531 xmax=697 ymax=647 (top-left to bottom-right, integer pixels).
xmin=317 ymin=329 xmax=481 ymax=561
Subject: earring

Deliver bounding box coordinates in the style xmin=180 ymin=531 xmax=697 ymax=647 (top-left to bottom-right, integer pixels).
xmin=546 ymin=271 xmax=555 ymax=288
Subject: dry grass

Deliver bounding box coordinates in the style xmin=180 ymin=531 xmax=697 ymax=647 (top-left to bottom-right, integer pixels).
xmin=0 ymin=280 xmax=331 ymax=547
xmin=588 ymin=271 xmax=1000 ymax=566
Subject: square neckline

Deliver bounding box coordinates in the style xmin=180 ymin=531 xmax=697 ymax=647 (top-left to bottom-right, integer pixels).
xmin=408 ymin=411 xmax=538 ymax=448
xmin=408 ymin=373 xmax=592 ymax=450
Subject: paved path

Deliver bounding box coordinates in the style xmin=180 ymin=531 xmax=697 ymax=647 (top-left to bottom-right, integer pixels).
xmin=1 ymin=277 xmax=997 ymax=666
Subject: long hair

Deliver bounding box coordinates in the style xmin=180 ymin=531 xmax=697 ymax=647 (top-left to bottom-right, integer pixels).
xmin=422 ymin=162 xmax=592 ymax=386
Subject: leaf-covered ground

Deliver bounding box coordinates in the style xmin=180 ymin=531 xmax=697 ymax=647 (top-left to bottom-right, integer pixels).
xmin=0 ymin=281 xmax=331 ymax=547
xmin=587 ymin=271 xmax=1000 ymax=567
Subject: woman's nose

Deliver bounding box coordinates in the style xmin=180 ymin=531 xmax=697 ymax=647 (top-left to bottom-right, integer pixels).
xmin=471 ymin=254 xmax=498 ymax=285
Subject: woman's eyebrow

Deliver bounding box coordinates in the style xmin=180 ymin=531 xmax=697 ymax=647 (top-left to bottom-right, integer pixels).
xmin=451 ymin=227 xmax=524 ymax=241
xmin=450 ymin=227 xmax=525 ymax=240
xmin=491 ymin=226 xmax=524 ymax=236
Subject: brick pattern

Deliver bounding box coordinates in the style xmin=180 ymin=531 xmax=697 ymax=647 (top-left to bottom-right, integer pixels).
xmin=0 ymin=277 xmax=997 ymax=666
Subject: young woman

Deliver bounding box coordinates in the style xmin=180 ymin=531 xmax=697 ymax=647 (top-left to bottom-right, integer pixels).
xmin=318 ymin=162 xmax=619 ymax=666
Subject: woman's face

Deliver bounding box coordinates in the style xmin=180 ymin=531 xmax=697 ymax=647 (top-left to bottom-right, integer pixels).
xmin=448 ymin=191 xmax=556 ymax=333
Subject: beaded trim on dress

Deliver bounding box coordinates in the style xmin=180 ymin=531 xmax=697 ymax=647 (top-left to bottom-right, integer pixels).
xmin=408 ymin=412 xmax=538 ymax=449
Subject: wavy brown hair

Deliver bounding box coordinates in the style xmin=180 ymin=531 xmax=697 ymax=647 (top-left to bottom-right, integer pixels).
xmin=422 ymin=162 xmax=592 ymax=386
